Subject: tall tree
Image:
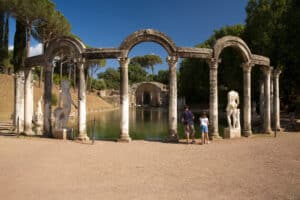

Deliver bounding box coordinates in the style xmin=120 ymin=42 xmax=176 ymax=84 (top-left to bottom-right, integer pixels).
xmin=131 ymin=54 xmax=162 ymax=74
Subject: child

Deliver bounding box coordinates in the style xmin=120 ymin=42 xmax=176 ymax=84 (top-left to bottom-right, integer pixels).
xmin=199 ymin=112 xmax=209 ymax=144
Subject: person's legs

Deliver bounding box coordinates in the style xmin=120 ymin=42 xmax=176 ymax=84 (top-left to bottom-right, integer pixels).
xmin=205 ymin=132 xmax=210 ymax=144
xmin=185 ymin=125 xmax=190 ymax=144
xmin=201 ymin=132 xmax=204 ymax=144
xmin=190 ymin=124 xmax=195 ymax=143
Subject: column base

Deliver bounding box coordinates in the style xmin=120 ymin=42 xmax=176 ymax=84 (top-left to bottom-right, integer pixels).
xmin=166 ymin=135 xmax=179 ymax=143
xmin=210 ymin=131 xmax=222 ymax=140
xmin=166 ymin=129 xmax=178 ymax=143
xmin=243 ymin=130 xmax=252 ymax=137
xmin=264 ymin=129 xmax=273 ymax=134
xmin=118 ymin=134 xmax=131 ymax=142
xmin=23 ymin=129 xmax=35 ymax=136
xmin=77 ymin=134 xmax=90 ymax=141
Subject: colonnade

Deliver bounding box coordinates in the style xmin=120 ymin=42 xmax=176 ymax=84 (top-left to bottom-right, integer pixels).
xmin=21 ymin=31 xmax=282 ymax=142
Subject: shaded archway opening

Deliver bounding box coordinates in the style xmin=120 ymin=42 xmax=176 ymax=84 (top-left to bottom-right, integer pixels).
xmin=217 ymin=46 xmax=245 ymax=136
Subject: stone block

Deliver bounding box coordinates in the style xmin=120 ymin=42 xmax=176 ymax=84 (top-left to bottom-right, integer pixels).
xmin=224 ymin=127 xmax=241 ymax=139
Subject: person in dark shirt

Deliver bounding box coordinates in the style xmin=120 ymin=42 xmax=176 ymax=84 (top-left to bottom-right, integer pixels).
xmin=181 ymin=105 xmax=195 ymax=144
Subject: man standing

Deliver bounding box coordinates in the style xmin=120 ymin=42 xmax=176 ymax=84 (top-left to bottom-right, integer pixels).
xmin=181 ymin=105 xmax=195 ymax=144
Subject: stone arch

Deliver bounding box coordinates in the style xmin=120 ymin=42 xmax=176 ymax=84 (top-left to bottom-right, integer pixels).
xmin=119 ymin=29 xmax=177 ymax=56
xmin=44 ymin=36 xmax=86 ymax=61
xmin=131 ymin=82 xmax=168 ymax=107
xmin=213 ymin=36 xmax=252 ymax=62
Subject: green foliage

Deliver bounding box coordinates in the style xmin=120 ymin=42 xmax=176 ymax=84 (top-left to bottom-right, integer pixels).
xmin=244 ymin=0 xmax=300 ymax=103
xmin=51 ymin=93 xmax=58 ymax=106
xmin=131 ymin=54 xmax=162 ymax=74
xmin=98 ymin=68 xmax=120 ymax=89
xmin=91 ymin=78 xmax=106 ymax=90
xmin=12 ymin=19 xmax=26 ymax=72
xmin=153 ymin=70 xmax=169 ymax=85
xmin=128 ymin=63 xmax=148 ymax=84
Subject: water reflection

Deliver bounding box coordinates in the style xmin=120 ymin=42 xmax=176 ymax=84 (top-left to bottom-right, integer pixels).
xmin=85 ymin=107 xmax=172 ymax=141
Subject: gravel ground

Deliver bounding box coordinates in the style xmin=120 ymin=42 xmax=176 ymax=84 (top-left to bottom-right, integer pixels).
xmin=0 ymin=132 xmax=299 ymax=200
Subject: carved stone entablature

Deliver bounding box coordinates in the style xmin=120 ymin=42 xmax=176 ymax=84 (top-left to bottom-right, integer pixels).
xmin=251 ymin=54 xmax=270 ymax=66
xmin=83 ymin=48 xmax=123 ymax=59
xmin=177 ymin=47 xmax=212 ymax=59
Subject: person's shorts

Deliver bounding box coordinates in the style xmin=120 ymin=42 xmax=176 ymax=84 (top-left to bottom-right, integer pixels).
xmin=184 ymin=124 xmax=195 ymax=135
xmin=200 ymin=125 xmax=208 ymax=133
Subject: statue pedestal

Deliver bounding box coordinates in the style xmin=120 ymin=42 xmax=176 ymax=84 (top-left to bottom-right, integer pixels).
xmin=53 ymin=128 xmax=73 ymax=140
xmin=224 ymin=127 xmax=241 ymax=139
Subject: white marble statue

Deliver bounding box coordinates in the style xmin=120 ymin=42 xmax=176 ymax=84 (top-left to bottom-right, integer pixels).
xmin=53 ymin=80 xmax=76 ymax=129
xmin=33 ymin=96 xmax=43 ymax=135
xmin=226 ymin=90 xmax=240 ymax=129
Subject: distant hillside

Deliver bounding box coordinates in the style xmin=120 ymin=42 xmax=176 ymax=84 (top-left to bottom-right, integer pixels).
xmin=0 ymin=74 xmax=114 ymax=120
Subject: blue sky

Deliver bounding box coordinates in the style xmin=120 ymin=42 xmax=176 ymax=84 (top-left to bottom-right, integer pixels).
xmin=9 ymin=0 xmax=249 ymax=74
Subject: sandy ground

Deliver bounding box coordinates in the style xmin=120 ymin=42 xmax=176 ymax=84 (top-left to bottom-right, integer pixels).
xmin=0 ymin=133 xmax=299 ymax=200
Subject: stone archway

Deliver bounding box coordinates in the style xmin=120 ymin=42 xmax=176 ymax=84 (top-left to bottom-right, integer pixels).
xmin=130 ymin=82 xmax=168 ymax=107
xmin=119 ymin=29 xmax=177 ymax=57
xmin=209 ymin=36 xmax=253 ymax=138
xmin=117 ymin=29 xmax=179 ymax=142
xmin=210 ymin=36 xmax=274 ymax=138
xmin=42 ymin=36 xmax=89 ymax=140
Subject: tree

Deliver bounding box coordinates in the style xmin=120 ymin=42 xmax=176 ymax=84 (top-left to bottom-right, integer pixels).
xmin=131 ymin=54 xmax=162 ymax=74
xmin=244 ymin=0 xmax=300 ymax=104
xmin=153 ymin=69 xmax=169 ymax=85
xmin=98 ymin=68 xmax=120 ymax=89
xmin=128 ymin=62 xmax=148 ymax=84
xmin=86 ymin=58 xmax=106 ymax=91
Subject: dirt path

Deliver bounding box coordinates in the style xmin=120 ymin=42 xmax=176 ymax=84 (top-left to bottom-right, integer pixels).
xmin=0 ymin=133 xmax=299 ymax=200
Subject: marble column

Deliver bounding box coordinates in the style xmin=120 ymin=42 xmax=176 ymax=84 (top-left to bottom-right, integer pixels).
xmin=166 ymin=56 xmax=178 ymax=142
xmin=118 ymin=57 xmax=131 ymax=142
xmin=259 ymin=80 xmax=264 ymax=125
xmin=77 ymin=59 xmax=89 ymax=141
xmin=273 ymin=69 xmax=282 ymax=131
xmin=262 ymin=66 xmax=272 ymax=133
xmin=43 ymin=63 xmax=53 ymax=137
xmin=14 ymin=70 xmax=25 ymax=133
xmin=242 ymin=62 xmax=253 ymax=136
xmin=208 ymin=58 xmax=220 ymax=138
xmin=24 ymin=68 xmax=34 ymax=135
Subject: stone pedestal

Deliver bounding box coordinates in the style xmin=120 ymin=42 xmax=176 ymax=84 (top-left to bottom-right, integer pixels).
xmin=224 ymin=127 xmax=241 ymax=139
xmin=53 ymin=128 xmax=73 ymax=140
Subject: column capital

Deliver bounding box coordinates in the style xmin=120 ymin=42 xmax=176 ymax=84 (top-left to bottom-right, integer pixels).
xmin=166 ymin=56 xmax=178 ymax=67
xmin=241 ymin=61 xmax=254 ymax=72
xmin=207 ymin=58 xmax=221 ymax=69
xmin=273 ymin=68 xmax=282 ymax=78
xmin=261 ymin=66 xmax=272 ymax=76
xmin=118 ymin=57 xmax=130 ymax=67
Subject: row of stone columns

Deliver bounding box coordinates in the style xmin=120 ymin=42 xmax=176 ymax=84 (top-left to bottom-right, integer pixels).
xmin=207 ymin=59 xmax=282 ymax=138
xmin=13 ymin=69 xmax=34 ymax=135
xmin=30 ymin=56 xmax=281 ymax=141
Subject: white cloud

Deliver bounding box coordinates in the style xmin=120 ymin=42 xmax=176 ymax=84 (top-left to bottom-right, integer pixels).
xmin=29 ymin=43 xmax=43 ymax=56
xmin=7 ymin=43 xmax=43 ymax=57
